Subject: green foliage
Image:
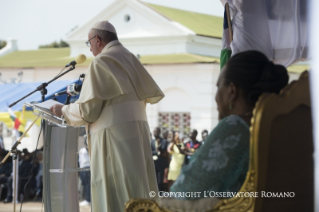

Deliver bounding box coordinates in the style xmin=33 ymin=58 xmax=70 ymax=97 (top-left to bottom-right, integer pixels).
xmin=59 ymin=40 xmax=69 ymax=47
xmin=39 ymin=40 xmax=69 ymax=49
xmin=0 ymin=40 xmax=7 ymax=49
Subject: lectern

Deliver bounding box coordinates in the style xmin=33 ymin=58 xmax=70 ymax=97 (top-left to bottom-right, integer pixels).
xmin=25 ymin=102 xmax=89 ymax=212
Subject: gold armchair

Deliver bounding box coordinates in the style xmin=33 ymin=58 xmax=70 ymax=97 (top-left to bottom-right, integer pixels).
xmin=125 ymin=71 xmax=313 ymax=212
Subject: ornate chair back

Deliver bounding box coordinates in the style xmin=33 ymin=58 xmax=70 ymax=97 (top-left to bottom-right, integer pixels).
xmin=253 ymin=71 xmax=313 ymax=211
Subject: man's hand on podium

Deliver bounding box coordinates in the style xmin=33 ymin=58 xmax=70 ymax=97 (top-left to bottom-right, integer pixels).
xmin=50 ymin=104 xmax=64 ymax=118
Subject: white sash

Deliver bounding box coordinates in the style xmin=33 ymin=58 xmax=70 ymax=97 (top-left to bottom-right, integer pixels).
xmin=88 ymin=101 xmax=147 ymax=134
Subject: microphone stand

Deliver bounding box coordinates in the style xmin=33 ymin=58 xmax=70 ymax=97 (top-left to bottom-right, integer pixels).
xmin=9 ymin=65 xmax=75 ymax=107
xmin=6 ymin=65 xmax=76 ymax=208
xmin=65 ymin=95 xmax=71 ymax=105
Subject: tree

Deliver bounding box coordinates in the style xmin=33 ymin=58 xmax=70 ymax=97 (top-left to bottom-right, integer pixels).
xmin=39 ymin=40 xmax=69 ymax=49
xmin=0 ymin=40 xmax=7 ymax=49
xmin=59 ymin=40 xmax=69 ymax=47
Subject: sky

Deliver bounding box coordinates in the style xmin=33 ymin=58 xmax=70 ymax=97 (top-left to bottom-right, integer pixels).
xmin=0 ymin=0 xmax=224 ymax=50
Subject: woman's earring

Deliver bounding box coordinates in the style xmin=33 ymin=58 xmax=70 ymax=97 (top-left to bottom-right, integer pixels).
xmin=229 ymin=103 xmax=232 ymax=110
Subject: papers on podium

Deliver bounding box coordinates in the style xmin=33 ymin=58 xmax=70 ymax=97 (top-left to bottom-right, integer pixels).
xmin=24 ymin=100 xmax=66 ymax=127
xmin=33 ymin=99 xmax=64 ymax=114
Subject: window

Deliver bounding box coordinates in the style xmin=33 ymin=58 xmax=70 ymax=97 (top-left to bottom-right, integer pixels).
xmin=124 ymin=15 xmax=130 ymax=22
xmin=158 ymin=112 xmax=191 ymax=137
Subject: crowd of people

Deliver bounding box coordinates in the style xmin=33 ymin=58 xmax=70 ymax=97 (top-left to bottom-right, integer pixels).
xmin=0 ymin=148 xmax=43 ymax=203
xmin=151 ymin=127 xmax=207 ymax=192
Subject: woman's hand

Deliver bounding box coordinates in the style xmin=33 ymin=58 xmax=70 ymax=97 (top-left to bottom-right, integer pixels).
xmin=167 ymin=142 xmax=174 ymax=153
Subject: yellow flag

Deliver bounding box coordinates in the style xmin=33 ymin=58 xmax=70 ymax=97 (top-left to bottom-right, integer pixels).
xmin=19 ymin=105 xmax=25 ymax=121
xmin=18 ymin=106 xmax=26 ymax=133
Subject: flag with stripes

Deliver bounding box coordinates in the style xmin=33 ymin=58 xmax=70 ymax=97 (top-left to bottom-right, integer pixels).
xmin=220 ymin=3 xmax=232 ymax=70
xmin=7 ymin=107 xmax=22 ymax=130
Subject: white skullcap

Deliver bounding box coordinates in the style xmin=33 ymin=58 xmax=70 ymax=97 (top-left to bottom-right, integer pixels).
xmin=92 ymin=21 xmax=117 ymax=34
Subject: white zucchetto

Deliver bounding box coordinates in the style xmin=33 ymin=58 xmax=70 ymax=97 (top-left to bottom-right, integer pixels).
xmin=92 ymin=21 xmax=117 ymax=34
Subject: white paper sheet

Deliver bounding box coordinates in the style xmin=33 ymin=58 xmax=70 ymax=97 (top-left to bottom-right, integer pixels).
xmin=34 ymin=99 xmax=64 ymax=109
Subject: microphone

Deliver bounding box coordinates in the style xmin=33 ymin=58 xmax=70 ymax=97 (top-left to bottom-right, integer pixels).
xmin=67 ymin=83 xmax=82 ymax=96
xmin=55 ymin=83 xmax=82 ymax=97
xmin=55 ymin=90 xmax=67 ymax=96
xmin=65 ymin=54 xmax=87 ymax=67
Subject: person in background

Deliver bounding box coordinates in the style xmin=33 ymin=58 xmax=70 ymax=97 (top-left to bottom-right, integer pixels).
xmin=29 ymin=151 xmax=40 ymax=198
xmin=167 ymin=131 xmax=185 ymax=191
xmin=151 ymin=127 xmax=169 ymax=191
xmin=151 ymin=127 xmax=168 ymax=157
xmin=154 ymin=147 xmax=169 ymax=192
xmin=162 ymin=130 xmax=168 ymax=143
xmin=201 ymin=129 xmax=209 ymax=145
xmin=34 ymin=151 xmax=43 ymax=200
xmin=0 ymin=151 xmax=12 ymax=201
xmin=167 ymin=130 xmax=173 ymax=144
xmin=166 ymin=130 xmax=174 ymax=163
xmin=170 ymin=50 xmax=289 ymax=199
xmin=0 ymin=136 xmax=4 ymax=151
xmin=183 ymin=130 xmax=201 ymax=165
xmin=79 ymin=138 xmax=91 ymax=206
xmin=18 ymin=149 xmax=33 ymax=198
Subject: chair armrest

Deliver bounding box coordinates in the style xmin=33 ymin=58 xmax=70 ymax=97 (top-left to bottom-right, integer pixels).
xmin=125 ymin=197 xmax=220 ymax=212
xmin=125 ymin=199 xmax=166 ymax=212
xmin=157 ymin=197 xmax=220 ymax=212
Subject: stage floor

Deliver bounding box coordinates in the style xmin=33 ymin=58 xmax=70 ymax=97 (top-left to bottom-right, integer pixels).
xmin=0 ymin=202 xmax=91 ymax=212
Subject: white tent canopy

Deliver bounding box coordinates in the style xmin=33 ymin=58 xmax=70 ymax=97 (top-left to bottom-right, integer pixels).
xmin=224 ymin=0 xmax=309 ymax=67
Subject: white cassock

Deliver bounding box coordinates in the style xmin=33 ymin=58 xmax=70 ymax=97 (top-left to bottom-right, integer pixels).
xmin=62 ymin=40 xmax=164 ymax=212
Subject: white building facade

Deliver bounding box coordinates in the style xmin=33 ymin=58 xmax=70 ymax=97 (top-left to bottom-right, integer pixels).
xmin=64 ymin=0 xmax=222 ymax=59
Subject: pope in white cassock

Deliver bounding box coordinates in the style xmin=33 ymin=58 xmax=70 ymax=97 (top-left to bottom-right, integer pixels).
xmin=50 ymin=21 xmax=164 ymax=211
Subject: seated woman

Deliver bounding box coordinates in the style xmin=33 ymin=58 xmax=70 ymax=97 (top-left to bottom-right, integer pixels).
xmin=170 ymin=50 xmax=289 ymax=199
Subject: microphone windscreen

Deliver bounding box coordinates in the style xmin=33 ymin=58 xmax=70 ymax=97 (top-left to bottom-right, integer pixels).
xmin=75 ymin=54 xmax=87 ymax=64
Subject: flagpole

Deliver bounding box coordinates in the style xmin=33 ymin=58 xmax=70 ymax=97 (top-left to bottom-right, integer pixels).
xmin=225 ymin=3 xmax=233 ymax=42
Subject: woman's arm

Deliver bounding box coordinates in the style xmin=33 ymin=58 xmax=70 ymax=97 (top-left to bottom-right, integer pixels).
xmin=167 ymin=142 xmax=174 ymax=153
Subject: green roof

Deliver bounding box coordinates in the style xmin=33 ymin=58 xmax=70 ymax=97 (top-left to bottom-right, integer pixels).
xmin=0 ymin=48 xmax=219 ymax=68
xmin=146 ymin=3 xmax=223 ymax=38
xmin=0 ymin=48 xmax=308 ymax=73
xmin=140 ymin=54 xmax=219 ymax=64
xmin=0 ymin=48 xmax=92 ymax=68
